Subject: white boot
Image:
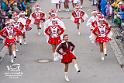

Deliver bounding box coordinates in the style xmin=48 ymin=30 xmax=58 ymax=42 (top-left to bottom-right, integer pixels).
xmin=104 ymin=48 xmax=107 ymax=56
xmin=101 ymin=56 xmax=105 ymax=61
xmin=38 ymin=29 xmax=41 ymax=35
xmin=12 ymin=51 xmax=16 ymax=59
xmin=89 ymin=35 xmax=92 ymax=39
xmin=16 ymin=49 xmax=19 ymax=52
xmin=78 ymin=31 xmax=81 ymax=35
xmin=53 ymin=53 xmax=56 ymax=61
xmin=19 ymin=38 xmax=22 ymax=45
xmin=23 ymin=39 xmax=27 ymax=45
xmin=80 ymin=6 xmax=83 ymax=8
xmin=65 ymin=9 xmax=68 ymax=12
xmin=101 ymin=54 xmax=105 ymax=61
xmin=53 ymin=52 xmax=59 ymax=62
xmin=65 ymin=9 xmax=69 ymax=12
xmin=58 ymin=9 xmax=61 ymax=12
xmin=65 ymin=72 xmax=70 ymax=82
xmin=10 ymin=55 xmax=14 ymax=63
xmin=16 ymin=47 xmax=19 ymax=52
xmin=67 ymin=9 xmax=70 ymax=12
xmin=38 ymin=32 xmax=41 ymax=35
xmin=74 ymin=64 xmax=80 ymax=72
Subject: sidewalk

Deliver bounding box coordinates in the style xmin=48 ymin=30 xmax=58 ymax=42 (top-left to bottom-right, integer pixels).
xmin=0 ymin=39 xmax=4 ymax=62
xmin=0 ymin=39 xmax=4 ymax=51
xmin=107 ymin=19 xmax=124 ymax=67
xmin=107 ymin=19 xmax=124 ymax=56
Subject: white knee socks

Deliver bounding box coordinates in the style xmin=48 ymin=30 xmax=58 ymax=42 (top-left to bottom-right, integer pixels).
xmin=74 ymin=64 xmax=80 ymax=72
xmin=12 ymin=51 xmax=16 ymax=58
xmin=104 ymin=48 xmax=107 ymax=55
xmin=64 ymin=72 xmax=70 ymax=81
xmin=19 ymin=37 xmax=22 ymax=44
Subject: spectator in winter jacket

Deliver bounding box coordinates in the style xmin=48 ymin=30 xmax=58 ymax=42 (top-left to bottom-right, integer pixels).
xmin=100 ymin=0 xmax=107 ymax=16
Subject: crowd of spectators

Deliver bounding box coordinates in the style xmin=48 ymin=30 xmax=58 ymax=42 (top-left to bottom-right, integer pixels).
xmin=0 ymin=0 xmax=37 ymax=30
xmin=0 ymin=0 xmax=37 ymax=40
xmin=96 ymin=0 xmax=124 ymax=44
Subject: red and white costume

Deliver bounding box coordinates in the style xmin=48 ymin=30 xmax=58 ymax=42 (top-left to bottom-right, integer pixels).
xmin=30 ymin=5 xmax=46 ymax=27
xmin=13 ymin=22 xmax=24 ymax=36
xmin=0 ymin=21 xmax=22 ymax=46
xmin=25 ymin=17 xmax=32 ymax=31
xmin=92 ymin=20 xmax=111 ymax=43
xmin=45 ymin=23 xmax=64 ymax=45
xmin=12 ymin=13 xmax=24 ymax=35
xmin=87 ymin=11 xmax=98 ymax=30
xmin=18 ymin=11 xmax=31 ymax=32
xmin=87 ymin=11 xmax=112 ymax=43
xmin=44 ymin=10 xmax=65 ymax=32
xmin=48 ymin=9 xmax=57 ymax=19
xmin=31 ymin=11 xmax=45 ymax=24
xmin=71 ymin=5 xmax=88 ymax=24
xmin=87 ymin=19 xmax=98 ymax=43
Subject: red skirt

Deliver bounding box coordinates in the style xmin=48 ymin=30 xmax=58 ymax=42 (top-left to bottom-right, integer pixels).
xmin=61 ymin=52 xmax=76 ymax=63
xmin=16 ymin=30 xmax=23 ymax=36
xmin=34 ymin=19 xmax=41 ymax=24
xmin=48 ymin=37 xmax=61 ymax=45
xmin=96 ymin=36 xmax=111 ymax=43
xmin=5 ymin=37 xmax=16 ymax=46
xmin=16 ymin=32 xmax=22 ymax=36
xmin=74 ymin=18 xmax=80 ymax=23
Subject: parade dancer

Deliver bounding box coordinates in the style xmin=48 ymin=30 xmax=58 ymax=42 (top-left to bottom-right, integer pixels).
xmin=0 ymin=19 xmax=22 ymax=63
xmin=12 ymin=12 xmax=24 ymax=46
xmin=18 ymin=11 xmax=31 ymax=45
xmin=44 ymin=9 xmax=65 ymax=31
xmin=87 ymin=10 xmax=98 ymax=43
xmin=31 ymin=4 xmax=46 ymax=35
xmin=48 ymin=9 xmax=58 ymax=19
xmin=45 ymin=19 xmax=64 ymax=61
xmin=51 ymin=0 xmax=61 ymax=11
xmin=92 ymin=18 xmax=112 ymax=61
xmin=71 ymin=4 xmax=88 ymax=35
xmin=56 ymin=34 xmax=80 ymax=82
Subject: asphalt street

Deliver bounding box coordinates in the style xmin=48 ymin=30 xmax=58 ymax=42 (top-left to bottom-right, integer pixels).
xmin=0 ymin=0 xmax=124 ymax=83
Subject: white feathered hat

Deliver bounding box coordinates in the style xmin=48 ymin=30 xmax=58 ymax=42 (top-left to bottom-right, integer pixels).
xmin=5 ymin=19 xmax=11 ymax=25
xmin=91 ymin=10 xmax=98 ymax=14
xmin=75 ymin=4 xmax=80 ymax=9
xmin=19 ymin=11 xmax=26 ymax=16
xmin=13 ymin=12 xmax=19 ymax=18
xmin=35 ymin=4 xmax=40 ymax=9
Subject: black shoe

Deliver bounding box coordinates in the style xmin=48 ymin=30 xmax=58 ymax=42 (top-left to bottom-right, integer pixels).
xmin=0 ymin=57 xmax=2 ymax=61
xmin=105 ymin=54 xmax=107 ymax=56
xmin=14 ymin=56 xmax=16 ymax=59
xmin=116 ymin=36 xmax=121 ymax=39
xmin=77 ymin=70 xmax=81 ymax=72
xmin=20 ymin=43 xmax=22 ymax=45
xmin=14 ymin=56 xmax=16 ymax=60
xmin=16 ymin=41 xmax=19 ymax=43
